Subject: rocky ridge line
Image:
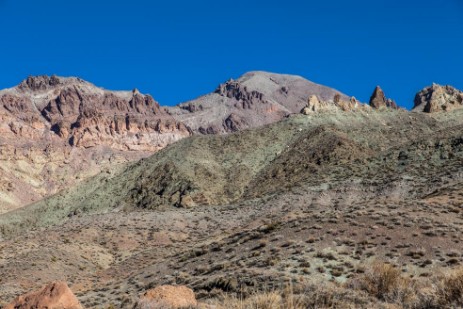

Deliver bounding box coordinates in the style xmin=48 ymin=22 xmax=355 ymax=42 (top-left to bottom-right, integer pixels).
xmin=413 ymin=83 xmax=463 ymax=113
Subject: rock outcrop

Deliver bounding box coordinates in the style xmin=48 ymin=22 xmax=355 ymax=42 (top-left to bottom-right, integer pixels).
xmin=413 ymin=83 xmax=463 ymax=113
xmin=5 ymin=281 xmax=82 ymax=309
xmin=0 ymin=75 xmax=191 ymax=211
xmin=301 ymin=95 xmax=332 ymax=114
xmin=215 ymin=79 xmax=266 ymax=109
xmin=137 ymin=285 xmax=197 ymax=309
xmin=369 ymin=86 xmax=398 ymax=109
xmin=1 ymin=75 xmax=191 ymax=149
xmin=168 ymin=71 xmax=350 ymax=133
xmin=301 ymin=94 xmax=363 ymax=115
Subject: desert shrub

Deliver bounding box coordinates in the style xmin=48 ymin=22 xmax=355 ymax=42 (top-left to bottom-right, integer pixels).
xmin=355 ymin=263 xmax=403 ymax=299
xmin=435 ymin=267 xmax=463 ymax=306
xmin=350 ymin=262 xmax=423 ymax=307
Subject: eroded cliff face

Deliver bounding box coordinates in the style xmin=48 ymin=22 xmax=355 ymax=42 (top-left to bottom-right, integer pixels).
xmin=0 ymin=75 xmax=191 ymax=211
xmin=413 ymin=83 xmax=463 ymax=113
xmin=168 ymin=71 xmax=351 ymax=134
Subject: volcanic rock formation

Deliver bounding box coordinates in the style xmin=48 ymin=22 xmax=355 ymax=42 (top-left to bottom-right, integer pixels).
xmin=0 ymin=75 xmax=190 ymax=211
xmin=413 ymin=83 xmax=463 ymax=112
xmin=369 ymin=86 xmax=398 ymax=109
xmin=168 ymin=71 xmax=350 ymax=133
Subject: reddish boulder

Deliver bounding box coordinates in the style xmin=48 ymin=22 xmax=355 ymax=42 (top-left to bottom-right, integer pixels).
xmin=5 ymin=281 xmax=82 ymax=309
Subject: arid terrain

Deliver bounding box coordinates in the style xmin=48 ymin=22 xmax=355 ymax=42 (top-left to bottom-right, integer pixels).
xmin=1 ymin=72 xmax=463 ymax=308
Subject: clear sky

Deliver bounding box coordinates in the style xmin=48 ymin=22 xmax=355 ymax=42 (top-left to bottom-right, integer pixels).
xmin=0 ymin=0 xmax=461 ymax=109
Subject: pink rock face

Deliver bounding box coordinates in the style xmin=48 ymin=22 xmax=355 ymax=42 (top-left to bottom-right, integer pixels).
xmin=138 ymin=285 xmax=197 ymax=309
xmin=5 ymin=281 xmax=83 ymax=309
xmin=0 ymin=75 xmax=191 ymax=211
xmin=1 ymin=76 xmax=191 ymax=150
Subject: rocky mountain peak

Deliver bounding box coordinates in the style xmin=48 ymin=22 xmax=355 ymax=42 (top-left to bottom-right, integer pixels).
xmin=17 ymin=75 xmax=86 ymax=92
xmin=413 ymin=84 xmax=463 ymax=113
xmin=169 ymin=71 xmax=350 ymax=133
xmin=369 ymin=86 xmax=398 ymax=109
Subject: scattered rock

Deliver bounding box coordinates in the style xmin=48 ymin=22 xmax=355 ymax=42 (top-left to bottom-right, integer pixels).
xmin=5 ymin=281 xmax=82 ymax=309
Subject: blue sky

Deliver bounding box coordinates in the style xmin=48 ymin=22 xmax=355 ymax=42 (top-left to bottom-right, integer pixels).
xmin=0 ymin=0 xmax=461 ymax=109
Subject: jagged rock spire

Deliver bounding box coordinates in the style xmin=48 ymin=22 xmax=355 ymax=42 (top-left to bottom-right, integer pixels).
xmin=369 ymin=86 xmax=398 ymax=109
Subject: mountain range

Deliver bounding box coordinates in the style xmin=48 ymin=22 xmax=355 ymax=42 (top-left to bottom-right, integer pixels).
xmin=1 ymin=71 xmax=463 ymax=308
xmin=0 ymin=71 xmax=354 ymax=211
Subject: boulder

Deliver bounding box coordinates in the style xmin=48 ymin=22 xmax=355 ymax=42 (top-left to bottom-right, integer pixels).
xmin=5 ymin=281 xmax=82 ymax=309
xmin=137 ymin=285 xmax=197 ymax=309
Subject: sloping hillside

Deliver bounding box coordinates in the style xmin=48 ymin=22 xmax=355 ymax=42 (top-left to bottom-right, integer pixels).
xmin=0 ymin=108 xmax=445 ymax=238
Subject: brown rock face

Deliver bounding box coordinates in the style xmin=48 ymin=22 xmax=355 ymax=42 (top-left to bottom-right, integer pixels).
xmin=17 ymin=75 xmax=62 ymax=92
xmin=224 ymin=113 xmax=248 ymax=132
xmin=5 ymin=281 xmax=82 ymax=309
xmin=0 ymin=75 xmax=191 ymax=211
xmin=215 ymin=79 xmax=266 ymax=109
xmin=369 ymin=86 xmax=398 ymax=109
xmin=413 ymin=84 xmax=463 ymax=113
xmin=137 ymin=285 xmax=197 ymax=309
xmin=37 ymin=83 xmax=184 ymax=149
xmin=168 ymin=71 xmax=350 ymax=133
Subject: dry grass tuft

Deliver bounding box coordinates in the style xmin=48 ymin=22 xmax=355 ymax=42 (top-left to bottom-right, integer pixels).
xmin=436 ymin=266 xmax=463 ymax=306
xmin=355 ymin=262 xmax=413 ymax=301
xmin=207 ymin=283 xmax=372 ymax=309
xmin=349 ymin=263 xmax=463 ymax=308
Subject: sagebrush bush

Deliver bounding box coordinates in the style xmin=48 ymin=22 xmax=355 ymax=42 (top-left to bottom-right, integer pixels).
xmin=436 ymin=267 xmax=463 ymax=306
xmin=358 ymin=262 xmax=405 ymax=299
